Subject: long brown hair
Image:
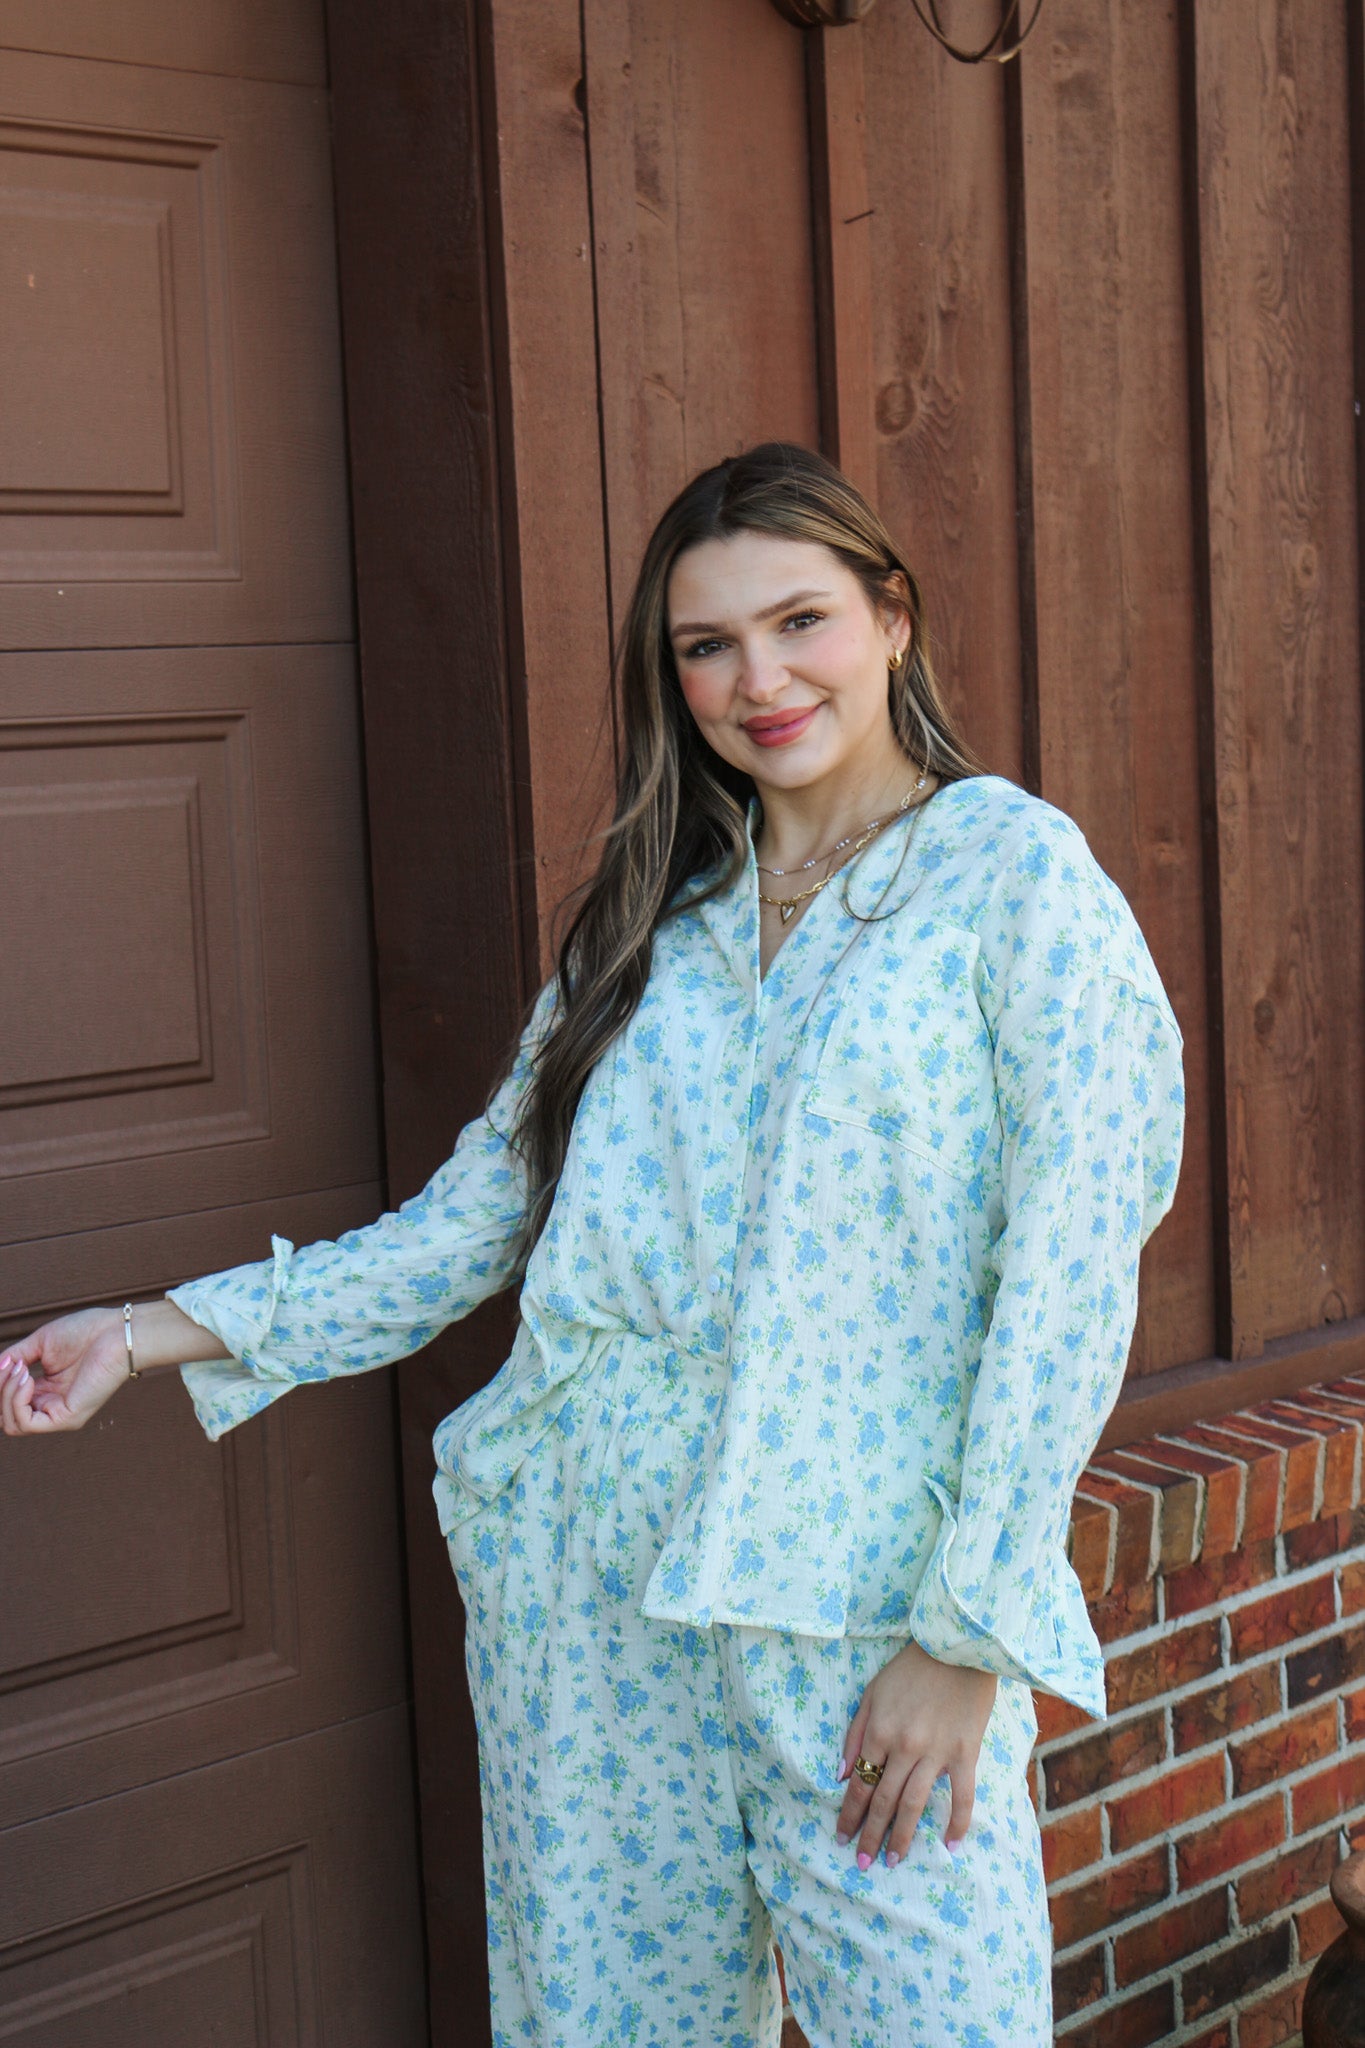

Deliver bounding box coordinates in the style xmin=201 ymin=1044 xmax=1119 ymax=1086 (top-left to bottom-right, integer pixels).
xmin=504 ymin=441 xmax=983 ymax=1256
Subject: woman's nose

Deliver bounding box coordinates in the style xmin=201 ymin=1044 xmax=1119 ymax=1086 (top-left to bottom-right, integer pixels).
xmin=736 ymin=641 xmax=787 ymax=701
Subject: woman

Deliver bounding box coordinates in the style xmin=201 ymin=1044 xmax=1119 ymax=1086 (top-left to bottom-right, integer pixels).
xmin=2 ymin=444 xmax=1184 ymax=2047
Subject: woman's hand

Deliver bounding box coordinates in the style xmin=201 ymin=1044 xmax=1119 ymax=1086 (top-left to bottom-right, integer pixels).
xmin=0 ymin=1308 xmax=133 ymax=1435
xmin=836 ymin=1639 xmax=998 ymax=1868
xmin=1 ymin=1300 xmax=230 ymax=1436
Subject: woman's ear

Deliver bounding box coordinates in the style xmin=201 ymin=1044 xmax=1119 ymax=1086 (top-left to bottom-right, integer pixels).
xmin=877 ymin=571 xmax=914 ymax=659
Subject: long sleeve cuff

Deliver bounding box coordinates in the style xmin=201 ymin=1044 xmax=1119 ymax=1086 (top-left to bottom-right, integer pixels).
xmin=909 ymin=1478 xmax=1108 ymax=1719
xmin=169 ymin=1234 xmax=297 ymax=1442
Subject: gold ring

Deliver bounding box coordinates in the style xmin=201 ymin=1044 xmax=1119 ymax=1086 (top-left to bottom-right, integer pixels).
xmin=852 ymin=1754 xmax=885 ymax=1788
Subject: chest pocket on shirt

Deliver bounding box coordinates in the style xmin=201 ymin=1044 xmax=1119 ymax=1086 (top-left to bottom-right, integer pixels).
xmin=804 ymin=920 xmax=995 ymax=1188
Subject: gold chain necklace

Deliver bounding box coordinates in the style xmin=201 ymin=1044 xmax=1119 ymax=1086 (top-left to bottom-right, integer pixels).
xmin=756 ymin=770 xmax=928 ymax=925
xmin=758 ymin=802 xmax=910 ymax=876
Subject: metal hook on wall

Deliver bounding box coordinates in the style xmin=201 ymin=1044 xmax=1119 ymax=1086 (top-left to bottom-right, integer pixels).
xmin=769 ymin=0 xmax=1044 ymax=64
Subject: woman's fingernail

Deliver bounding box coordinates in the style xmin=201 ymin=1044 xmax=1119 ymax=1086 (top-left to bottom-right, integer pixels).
xmin=856 ymin=1851 xmax=872 ymax=1872
xmin=946 ymin=1837 xmax=963 ymax=1854
xmin=835 ymin=1759 xmax=849 ymax=1783
xmin=886 ymin=1850 xmax=900 ymax=1870
xmin=16 ymin=1365 xmax=28 ymax=1384
xmin=835 ymin=1830 xmax=849 ymax=1847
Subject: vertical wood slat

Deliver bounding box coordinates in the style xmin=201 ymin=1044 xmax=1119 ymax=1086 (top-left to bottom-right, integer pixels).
xmin=582 ymin=0 xmax=651 ymax=648
xmin=1005 ymin=0 xmax=1216 ymax=1376
xmin=862 ymin=0 xmax=1026 ymax=781
xmin=1349 ymin=0 xmax=1365 ymax=860
xmin=324 ymin=1 xmax=526 ymax=2040
xmin=481 ymin=0 xmax=617 ymax=966
xmin=582 ymin=0 xmax=822 ymax=604
xmin=622 ymin=0 xmax=821 ymax=481
xmin=586 ymin=0 xmax=819 ymax=630
xmin=806 ymin=24 xmax=876 ymax=501
xmin=1185 ymin=0 xmax=1365 ymax=1358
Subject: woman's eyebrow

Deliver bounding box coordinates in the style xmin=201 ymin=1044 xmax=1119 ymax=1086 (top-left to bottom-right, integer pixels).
xmin=669 ymin=589 xmax=835 ymax=639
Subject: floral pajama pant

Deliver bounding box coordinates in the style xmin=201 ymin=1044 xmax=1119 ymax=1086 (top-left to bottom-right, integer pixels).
xmin=446 ymin=1338 xmax=1053 ymax=2048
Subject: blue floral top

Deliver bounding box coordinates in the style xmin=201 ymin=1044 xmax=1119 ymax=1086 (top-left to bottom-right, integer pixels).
xmin=171 ymin=774 xmax=1184 ymax=1716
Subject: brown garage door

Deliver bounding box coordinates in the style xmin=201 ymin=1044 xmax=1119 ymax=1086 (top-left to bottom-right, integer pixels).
xmin=0 ymin=5 xmax=427 ymax=2041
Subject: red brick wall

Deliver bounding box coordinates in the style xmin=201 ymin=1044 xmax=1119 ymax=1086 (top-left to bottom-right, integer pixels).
xmin=1041 ymin=1376 xmax=1365 ymax=2045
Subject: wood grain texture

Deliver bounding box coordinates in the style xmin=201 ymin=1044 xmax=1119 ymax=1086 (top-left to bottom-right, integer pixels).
xmin=610 ymin=0 xmax=820 ymax=511
xmin=1007 ymin=0 xmax=1215 ymax=1376
xmin=325 ymin=5 xmax=530 ymax=2041
xmin=1350 ymin=0 xmax=1365 ymax=1133
xmin=582 ymin=0 xmax=651 ymax=649
xmin=1100 ymin=1316 xmax=1365 ymax=1454
xmin=1185 ymin=0 xmax=1365 ymax=1358
xmin=807 ymin=25 xmax=876 ymax=501
xmin=482 ymin=0 xmax=616 ymax=965
xmin=584 ymin=0 xmax=823 ymax=732
xmin=861 ymin=0 xmax=1025 ymax=779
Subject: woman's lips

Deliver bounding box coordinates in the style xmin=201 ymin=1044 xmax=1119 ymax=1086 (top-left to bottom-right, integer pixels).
xmin=742 ymin=705 xmax=819 ymax=748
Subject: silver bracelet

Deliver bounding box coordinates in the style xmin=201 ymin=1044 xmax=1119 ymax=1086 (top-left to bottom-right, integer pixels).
xmin=123 ymin=1301 xmax=140 ymax=1380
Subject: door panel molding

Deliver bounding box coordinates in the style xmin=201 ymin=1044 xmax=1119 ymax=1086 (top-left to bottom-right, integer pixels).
xmin=0 ymin=119 xmax=239 ymax=579
xmin=0 ymin=1849 xmax=318 ymax=2048
xmin=0 ymin=1371 xmax=408 ymax=1830
xmin=0 ymin=51 xmax=351 ymax=647
xmin=1 ymin=1707 xmax=425 ymax=2047
xmin=0 ymin=712 xmax=266 ymax=1157
xmin=0 ymin=647 xmax=379 ymax=1259
xmin=0 ymin=1387 xmax=297 ymax=1766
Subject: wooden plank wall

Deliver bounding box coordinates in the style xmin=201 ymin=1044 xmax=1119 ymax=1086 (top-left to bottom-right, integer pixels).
xmin=470 ymin=0 xmax=1365 ymax=1441
xmin=326 ymin=2 xmax=1365 ymax=2035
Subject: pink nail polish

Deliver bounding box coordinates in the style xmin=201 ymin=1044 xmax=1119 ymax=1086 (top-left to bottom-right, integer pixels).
xmin=856 ymin=1851 xmax=872 ymax=1872
xmin=886 ymin=1851 xmax=900 ymax=1870
xmin=835 ymin=1759 xmax=849 ymax=1784
xmin=835 ymin=1831 xmax=849 ymax=1847
xmin=946 ymin=1837 xmax=963 ymax=1854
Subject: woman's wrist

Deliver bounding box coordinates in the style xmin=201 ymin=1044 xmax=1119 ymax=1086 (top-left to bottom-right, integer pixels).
xmin=123 ymin=1298 xmax=232 ymax=1376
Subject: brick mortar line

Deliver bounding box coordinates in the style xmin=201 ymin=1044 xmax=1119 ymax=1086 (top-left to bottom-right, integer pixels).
xmin=1053 ymin=1867 xmax=1326 ymax=2040
xmin=1048 ymin=1816 xmax=1351 ymax=1965
xmin=1035 ymin=1703 xmax=1365 ymax=1851
xmin=1072 ymin=1515 xmax=1365 ymax=1638
xmin=1044 ymin=1745 xmax=1365 ymax=1869
xmin=1084 ymin=1538 xmax=1365 ymax=1668
xmin=1076 ymin=1471 xmax=1165 ymax=1584
xmin=1161 ymin=1424 xmax=1248 ymax=1559
xmin=1054 ymin=1947 xmax=1319 ymax=2045
xmin=1034 ymin=1576 xmax=1365 ymax=1766
xmin=1073 ymin=1405 xmax=1363 ymax=1584
xmin=1041 ymin=1691 xmax=1365 ymax=1832
xmin=1055 ymin=1957 xmax=1314 ymax=2047
xmin=1036 ymin=1631 xmax=1365 ymax=1805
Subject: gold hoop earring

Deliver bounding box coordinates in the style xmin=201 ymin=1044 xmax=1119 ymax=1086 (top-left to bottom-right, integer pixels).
xmin=888 ymin=648 xmax=904 ymax=671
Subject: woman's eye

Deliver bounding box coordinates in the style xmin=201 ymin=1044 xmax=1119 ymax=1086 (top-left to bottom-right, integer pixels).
xmin=683 ymin=638 xmax=726 ymax=660
xmin=784 ymin=610 xmax=824 ymax=631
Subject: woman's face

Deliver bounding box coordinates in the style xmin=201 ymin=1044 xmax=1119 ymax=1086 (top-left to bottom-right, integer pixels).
xmin=666 ymin=532 xmax=909 ymax=798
